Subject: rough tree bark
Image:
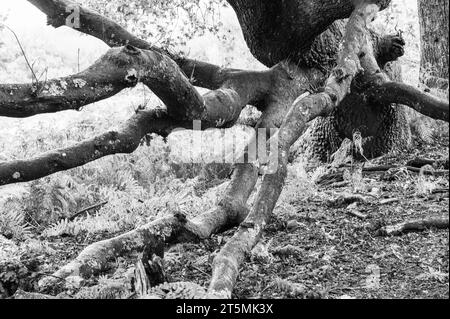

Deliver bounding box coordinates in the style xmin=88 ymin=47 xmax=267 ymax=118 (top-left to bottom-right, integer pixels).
xmin=0 ymin=0 xmax=449 ymax=298
xmin=418 ymin=0 xmax=449 ymax=91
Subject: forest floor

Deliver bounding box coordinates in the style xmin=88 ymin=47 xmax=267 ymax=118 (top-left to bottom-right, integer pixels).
xmin=1 ymin=130 xmax=449 ymax=299
xmin=168 ymin=135 xmax=449 ymax=299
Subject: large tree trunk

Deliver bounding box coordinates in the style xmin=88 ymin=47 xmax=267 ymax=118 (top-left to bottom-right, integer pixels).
xmin=226 ymin=0 xmax=390 ymax=69
xmin=228 ymin=0 xmax=412 ymax=161
xmin=293 ymin=60 xmax=412 ymax=161
xmin=1 ymin=0 xmax=448 ymax=299
xmin=418 ymin=0 xmax=449 ymax=90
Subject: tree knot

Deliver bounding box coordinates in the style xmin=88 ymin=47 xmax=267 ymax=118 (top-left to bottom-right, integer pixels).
xmin=240 ymin=221 xmax=255 ymax=229
xmin=332 ymin=68 xmax=349 ymax=82
xmin=174 ymin=212 xmax=187 ymax=224
xmin=123 ymin=45 xmax=141 ymax=56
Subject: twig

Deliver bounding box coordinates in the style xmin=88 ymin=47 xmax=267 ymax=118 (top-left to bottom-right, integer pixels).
xmin=431 ymin=188 xmax=449 ymax=194
xmin=1 ymin=24 xmax=39 ymax=85
xmin=189 ymin=263 xmax=210 ymax=277
xmin=77 ymin=48 xmax=80 ymax=73
xmin=345 ymin=210 xmax=368 ymax=219
xmin=68 ymin=201 xmax=108 ymax=221
xmin=328 ymin=193 xmax=370 ymax=207
xmin=379 ymin=198 xmax=400 ymax=205
xmin=363 ymin=165 xmax=448 ymax=176
xmin=35 ymin=272 xmax=75 ymax=287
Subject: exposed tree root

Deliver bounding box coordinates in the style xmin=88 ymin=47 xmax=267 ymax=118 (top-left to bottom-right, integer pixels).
xmin=376 ymin=216 xmax=449 ymax=236
xmin=37 ymin=214 xmax=194 ymax=289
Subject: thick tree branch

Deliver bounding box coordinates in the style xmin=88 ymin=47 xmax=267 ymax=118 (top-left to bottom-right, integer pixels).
xmin=367 ymin=81 xmax=449 ymax=122
xmin=0 ymin=109 xmax=177 ymax=185
xmin=376 ymin=216 xmax=449 ymax=236
xmin=36 ymin=101 xmax=295 ymax=288
xmin=0 ymin=45 xmax=206 ymax=120
xmin=26 ymin=0 xmax=236 ymax=90
xmin=35 ymin=100 xmax=297 ymax=289
xmin=0 ymin=54 xmax=133 ymax=117
xmin=1 ymin=44 xmax=273 ymax=132
xmin=208 ymin=1 xmax=382 ymax=298
xmin=28 ymin=0 xmax=162 ymax=53
xmin=0 ymin=44 xmax=276 ymax=185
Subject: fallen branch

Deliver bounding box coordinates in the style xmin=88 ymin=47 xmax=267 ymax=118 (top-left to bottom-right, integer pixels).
xmin=68 ymin=201 xmax=108 ymax=221
xmin=407 ymin=157 xmax=449 ymax=170
xmin=376 ymin=216 xmax=449 ymax=236
xmin=13 ymin=289 xmax=61 ymax=299
xmin=363 ymin=165 xmax=449 ymax=176
xmin=379 ymin=198 xmax=400 ymax=205
xmin=316 ymin=165 xmax=448 ymax=187
xmin=345 ymin=209 xmax=368 ymax=219
xmin=327 ymin=193 xmax=370 ymax=208
xmin=431 ymin=188 xmax=449 ymax=194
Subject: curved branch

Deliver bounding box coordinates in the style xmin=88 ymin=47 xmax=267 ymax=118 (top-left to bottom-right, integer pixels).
xmin=368 ymin=81 xmax=449 ymax=122
xmin=208 ymin=1 xmax=382 ymax=298
xmin=26 ymin=0 xmax=238 ymax=90
xmin=35 ymin=97 xmax=300 ymax=288
xmin=28 ymin=0 xmax=160 ymax=53
xmin=0 ymin=45 xmax=205 ymax=119
xmin=0 ymin=43 xmax=275 ymax=185
xmin=0 ymin=109 xmax=177 ymax=185
xmin=0 ymin=52 xmax=134 ymax=117
xmin=1 ymin=45 xmax=273 ymax=129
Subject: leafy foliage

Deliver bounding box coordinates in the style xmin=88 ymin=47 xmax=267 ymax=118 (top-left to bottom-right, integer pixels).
xmin=0 ymin=200 xmax=32 ymax=241
xmin=82 ymin=0 xmax=228 ymax=54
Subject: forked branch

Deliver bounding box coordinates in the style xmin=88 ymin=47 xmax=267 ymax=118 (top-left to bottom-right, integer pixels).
xmin=27 ymin=0 xmax=238 ymax=90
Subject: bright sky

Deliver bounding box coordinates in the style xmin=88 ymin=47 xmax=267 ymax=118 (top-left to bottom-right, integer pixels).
xmin=0 ymin=0 xmax=45 ymax=29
